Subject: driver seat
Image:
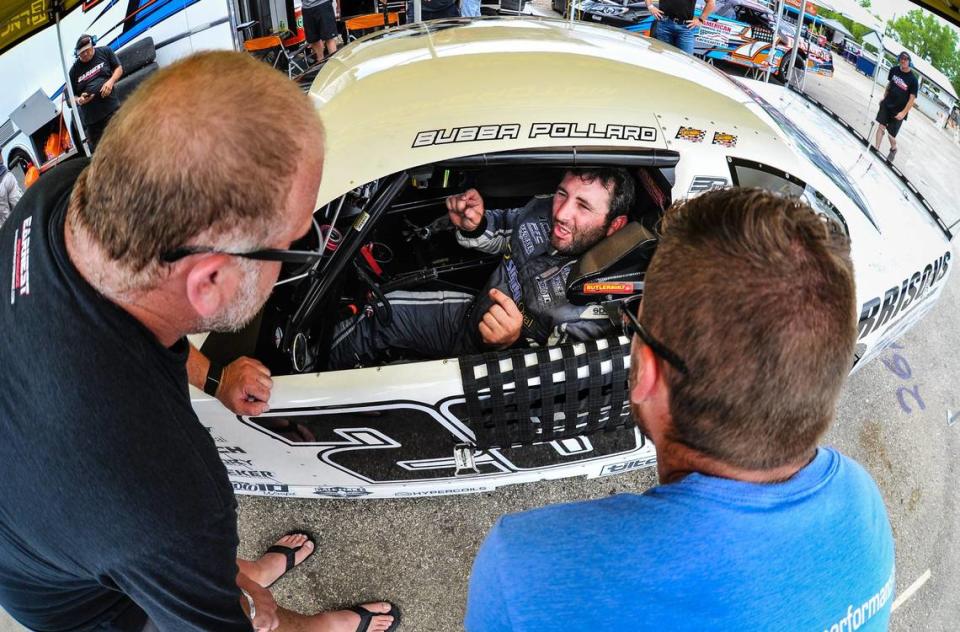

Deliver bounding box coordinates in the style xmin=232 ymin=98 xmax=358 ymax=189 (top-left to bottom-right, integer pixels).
xmin=565 ymin=222 xmax=657 ymax=305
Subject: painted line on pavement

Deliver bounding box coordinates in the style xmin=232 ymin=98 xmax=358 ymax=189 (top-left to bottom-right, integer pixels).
xmin=891 ymin=569 xmax=931 ymax=612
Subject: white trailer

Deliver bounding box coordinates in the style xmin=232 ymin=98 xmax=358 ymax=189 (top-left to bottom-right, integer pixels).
xmin=0 ymin=0 xmax=265 ymax=184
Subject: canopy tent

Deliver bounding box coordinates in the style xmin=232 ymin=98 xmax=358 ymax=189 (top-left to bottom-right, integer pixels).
xmin=819 ymin=16 xmax=854 ymax=37
xmin=813 ymin=0 xmax=884 ymax=32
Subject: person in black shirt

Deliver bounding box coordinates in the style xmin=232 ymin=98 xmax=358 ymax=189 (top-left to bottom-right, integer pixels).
xmin=0 ymin=51 xmax=397 ymax=632
xmin=873 ymin=51 xmax=918 ymax=161
xmin=646 ymin=0 xmax=714 ymax=54
xmin=69 ymin=35 xmax=124 ymax=151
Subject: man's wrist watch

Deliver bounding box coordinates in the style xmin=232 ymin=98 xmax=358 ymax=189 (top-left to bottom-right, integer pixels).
xmin=204 ymin=362 xmax=224 ymax=396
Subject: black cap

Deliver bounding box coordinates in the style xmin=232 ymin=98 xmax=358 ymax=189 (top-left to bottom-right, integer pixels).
xmin=75 ymin=35 xmax=94 ymax=53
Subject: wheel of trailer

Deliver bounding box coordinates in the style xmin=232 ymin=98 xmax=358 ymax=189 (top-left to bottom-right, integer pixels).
xmin=7 ymin=150 xmax=34 ymax=189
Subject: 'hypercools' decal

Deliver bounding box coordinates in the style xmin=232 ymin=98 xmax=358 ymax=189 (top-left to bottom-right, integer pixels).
xmin=675 ymin=126 xmax=706 ymax=143
xmin=857 ymin=251 xmax=950 ymax=340
xmin=412 ymin=122 xmax=658 ymax=148
xmin=712 ymin=132 xmax=738 ymax=148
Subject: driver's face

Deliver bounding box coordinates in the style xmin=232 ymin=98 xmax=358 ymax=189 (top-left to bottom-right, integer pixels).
xmin=550 ymin=172 xmax=614 ymax=256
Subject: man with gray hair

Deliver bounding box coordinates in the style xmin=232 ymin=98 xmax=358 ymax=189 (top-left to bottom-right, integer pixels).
xmin=0 ymin=51 xmax=397 ymax=632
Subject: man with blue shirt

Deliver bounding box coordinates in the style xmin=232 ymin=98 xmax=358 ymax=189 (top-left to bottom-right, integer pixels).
xmin=466 ymin=188 xmax=895 ymax=631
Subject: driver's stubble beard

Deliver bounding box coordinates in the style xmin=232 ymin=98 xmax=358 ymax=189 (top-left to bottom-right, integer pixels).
xmin=193 ymin=258 xmax=272 ymax=334
xmin=551 ymin=217 xmax=612 ymax=256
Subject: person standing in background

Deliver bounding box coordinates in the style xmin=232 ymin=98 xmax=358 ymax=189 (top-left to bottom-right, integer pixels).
xmin=303 ymin=0 xmax=340 ymax=62
xmin=0 ymin=163 xmax=22 ymax=228
xmin=645 ymin=0 xmax=714 ymax=55
xmin=69 ymin=35 xmax=123 ymax=151
xmin=873 ymin=51 xmax=918 ymax=162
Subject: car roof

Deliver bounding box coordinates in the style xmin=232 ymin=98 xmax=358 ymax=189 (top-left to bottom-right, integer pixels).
xmin=308 ymin=17 xmax=797 ymax=207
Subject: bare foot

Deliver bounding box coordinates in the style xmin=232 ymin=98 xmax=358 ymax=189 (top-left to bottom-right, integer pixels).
xmin=252 ymin=533 xmax=315 ymax=587
xmin=313 ymin=602 xmax=395 ymax=632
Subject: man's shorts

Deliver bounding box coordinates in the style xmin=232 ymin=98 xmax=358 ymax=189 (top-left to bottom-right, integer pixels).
xmin=876 ymin=105 xmax=904 ymax=137
xmin=303 ymin=1 xmax=338 ymax=43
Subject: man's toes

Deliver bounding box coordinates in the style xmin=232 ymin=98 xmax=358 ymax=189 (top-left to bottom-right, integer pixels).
xmin=359 ymin=602 xmax=392 ymax=614
xmin=276 ymin=533 xmax=307 ymax=549
xmin=371 ymin=617 xmax=394 ymax=631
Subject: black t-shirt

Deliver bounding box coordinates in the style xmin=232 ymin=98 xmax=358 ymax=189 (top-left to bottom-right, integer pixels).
xmin=0 ymin=160 xmax=251 ymax=632
xmin=658 ymin=0 xmax=696 ymax=20
xmin=69 ymin=47 xmax=122 ymax=124
xmin=880 ymin=66 xmax=919 ymax=118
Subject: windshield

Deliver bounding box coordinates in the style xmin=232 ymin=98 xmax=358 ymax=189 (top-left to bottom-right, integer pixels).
xmin=742 ymin=85 xmax=879 ymax=231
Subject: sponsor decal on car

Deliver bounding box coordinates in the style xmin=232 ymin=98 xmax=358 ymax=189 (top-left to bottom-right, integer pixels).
xmin=217 ymin=446 xmax=247 ymax=454
xmin=10 ymin=216 xmax=31 ymax=305
xmin=583 ymin=281 xmax=636 ymax=294
xmin=232 ymin=482 xmax=295 ymax=496
xmin=227 ymin=469 xmax=277 ymax=480
xmin=712 ymin=131 xmax=738 ymax=148
xmin=675 ymin=126 xmax=706 ymax=143
xmin=312 ymin=486 xmax=372 ymax=498
xmin=688 ymin=176 xmax=729 ymax=195
xmin=857 ymin=250 xmax=950 ymax=340
xmin=395 ymin=487 xmax=490 ymax=497
xmin=600 ymin=455 xmax=657 ymax=476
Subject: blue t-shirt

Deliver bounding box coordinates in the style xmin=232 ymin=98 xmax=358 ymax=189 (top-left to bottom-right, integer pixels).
xmin=466 ymin=448 xmax=894 ymax=632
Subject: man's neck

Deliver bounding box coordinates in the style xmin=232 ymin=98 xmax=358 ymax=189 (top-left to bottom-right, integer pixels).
xmin=64 ymin=212 xmax=185 ymax=348
xmin=655 ymin=439 xmax=815 ymax=485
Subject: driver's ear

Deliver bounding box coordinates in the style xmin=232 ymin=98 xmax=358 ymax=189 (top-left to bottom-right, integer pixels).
xmin=184 ymin=255 xmax=235 ymax=318
xmin=607 ymin=214 xmax=629 ymax=236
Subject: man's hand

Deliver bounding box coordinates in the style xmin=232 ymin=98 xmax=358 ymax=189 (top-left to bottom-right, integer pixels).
xmin=77 ymin=92 xmax=93 ymax=106
xmin=446 ymin=188 xmax=485 ymax=232
xmin=238 ymin=573 xmax=279 ymax=632
xmin=686 ymin=16 xmax=702 ymax=28
xmin=99 ymin=80 xmax=114 ymax=98
xmin=895 ymin=111 xmax=906 ymax=121
xmin=217 ymin=357 xmax=272 ymax=416
xmin=479 ymin=288 xmax=523 ymax=349
xmin=648 ymin=4 xmax=664 ymax=19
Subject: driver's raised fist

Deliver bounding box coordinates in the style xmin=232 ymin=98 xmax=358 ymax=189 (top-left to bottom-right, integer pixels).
xmin=446 ymin=188 xmax=485 ymax=233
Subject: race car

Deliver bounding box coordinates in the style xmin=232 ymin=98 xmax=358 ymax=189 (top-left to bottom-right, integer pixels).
xmin=192 ymin=17 xmax=953 ymax=499
xmin=567 ymin=0 xmax=834 ymax=79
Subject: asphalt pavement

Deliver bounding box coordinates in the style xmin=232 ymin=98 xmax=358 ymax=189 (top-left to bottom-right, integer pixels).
xmin=3 ymin=18 xmax=959 ymax=632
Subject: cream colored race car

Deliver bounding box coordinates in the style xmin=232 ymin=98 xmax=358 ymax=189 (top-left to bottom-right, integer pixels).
xmin=193 ymin=18 xmax=953 ymax=499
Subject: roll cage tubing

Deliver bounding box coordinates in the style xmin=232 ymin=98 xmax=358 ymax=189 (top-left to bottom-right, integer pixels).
xmin=280 ymin=147 xmax=682 ymax=354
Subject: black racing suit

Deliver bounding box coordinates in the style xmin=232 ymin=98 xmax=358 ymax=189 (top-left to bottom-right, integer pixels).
xmin=329 ymin=196 xmax=616 ymax=368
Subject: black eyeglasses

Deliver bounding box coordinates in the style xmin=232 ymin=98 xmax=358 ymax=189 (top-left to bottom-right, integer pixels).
xmin=161 ymin=246 xmax=324 ymax=264
xmin=619 ymin=295 xmax=689 ymax=376
xmin=160 ymin=218 xmax=324 ymax=265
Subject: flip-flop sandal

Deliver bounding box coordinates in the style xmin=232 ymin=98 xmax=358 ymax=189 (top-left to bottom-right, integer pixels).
xmin=349 ymin=602 xmax=401 ymax=632
xmin=262 ymin=531 xmax=316 ymax=588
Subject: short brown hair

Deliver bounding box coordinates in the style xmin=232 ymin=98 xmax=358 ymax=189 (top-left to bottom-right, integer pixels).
xmin=643 ymin=188 xmax=856 ymax=469
xmin=69 ymin=51 xmax=324 ymax=286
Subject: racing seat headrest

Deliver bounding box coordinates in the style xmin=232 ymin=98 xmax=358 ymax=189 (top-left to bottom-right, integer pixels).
xmin=565 ymin=222 xmax=657 ymax=306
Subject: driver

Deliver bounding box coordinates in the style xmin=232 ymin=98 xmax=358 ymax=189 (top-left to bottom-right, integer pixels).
xmin=329 ymin=168 xmax=636 ymax=368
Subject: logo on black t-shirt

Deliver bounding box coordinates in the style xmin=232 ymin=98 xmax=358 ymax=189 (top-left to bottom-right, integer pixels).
xmin=892 ymin=74 xmax=908 ymax=91
xmin=10 ymin=216 xmax=32 ymax=305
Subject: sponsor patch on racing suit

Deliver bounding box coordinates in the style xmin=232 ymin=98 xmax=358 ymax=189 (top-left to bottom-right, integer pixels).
xmin=459 ymin=196 xmax=615 ymax=346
